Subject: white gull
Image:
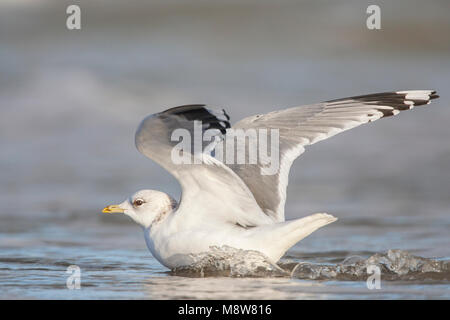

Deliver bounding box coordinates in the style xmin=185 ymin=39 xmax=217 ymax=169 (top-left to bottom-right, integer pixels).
xmin=102 ymin=90 xmax=439 ymax=269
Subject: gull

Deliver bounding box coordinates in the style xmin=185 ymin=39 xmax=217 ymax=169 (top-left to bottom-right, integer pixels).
xmin=102 ymin=90 xmax=439 ymax=269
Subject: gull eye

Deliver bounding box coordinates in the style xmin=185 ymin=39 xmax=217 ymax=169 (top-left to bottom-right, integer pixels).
xmin=133 ymin=199 xmax=144 ymax=207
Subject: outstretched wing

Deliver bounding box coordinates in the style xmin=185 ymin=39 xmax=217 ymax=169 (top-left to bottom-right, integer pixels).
xmin=228 ymin=90 xmax=439 ymax=222
xmin=135 ymin=104 xmax=274 ymax=228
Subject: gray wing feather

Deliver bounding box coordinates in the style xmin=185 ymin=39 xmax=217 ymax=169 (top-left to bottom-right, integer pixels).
xmin=228 ymin=90 xmax=439 ymax=222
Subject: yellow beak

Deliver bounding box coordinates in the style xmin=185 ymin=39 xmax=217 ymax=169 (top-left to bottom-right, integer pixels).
xmin=102 ymin=204 xmax=125 ymax=214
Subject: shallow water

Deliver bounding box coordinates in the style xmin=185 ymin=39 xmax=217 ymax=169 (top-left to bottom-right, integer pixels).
xmin=1 ymin=0 xmax=450 ymax=299
xmin=1 ymin=215 xmax=449 ymax=299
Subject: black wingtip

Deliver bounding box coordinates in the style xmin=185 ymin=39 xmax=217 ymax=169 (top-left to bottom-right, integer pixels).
xmin=161 ymin=104 xmax=231 ymax=134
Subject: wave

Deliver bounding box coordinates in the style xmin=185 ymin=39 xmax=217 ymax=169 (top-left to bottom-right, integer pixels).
xmin=171 ymin=246 xmax=450 ymax=281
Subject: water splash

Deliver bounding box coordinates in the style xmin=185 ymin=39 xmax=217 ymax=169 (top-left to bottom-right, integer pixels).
xmin=285 ymin=249 xmax=450 ymax=281
xmin=171 ymin=247 xmax=450 ymax=281
xmin=172 ymin=246 xmax=288 ymax=277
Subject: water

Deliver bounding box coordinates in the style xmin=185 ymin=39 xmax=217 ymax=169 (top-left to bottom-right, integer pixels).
xmin=173 ymin=246 xmax=450 ymax=281
xmin=1 ymin=0 xmax=450 ymax=299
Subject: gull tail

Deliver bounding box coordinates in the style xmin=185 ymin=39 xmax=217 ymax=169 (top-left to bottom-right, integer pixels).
xmin=258 ymin=213 xmax=337 ymax=262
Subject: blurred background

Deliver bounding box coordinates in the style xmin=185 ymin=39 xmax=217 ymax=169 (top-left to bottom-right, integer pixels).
xmin=0 ymin=0 xmax=449 ymax=299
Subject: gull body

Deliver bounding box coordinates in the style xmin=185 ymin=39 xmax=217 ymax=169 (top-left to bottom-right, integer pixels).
xmin=103 ymin=90 xmax=439 ymax=269
xmin=107 ymin=190 xmax=335 ymax=269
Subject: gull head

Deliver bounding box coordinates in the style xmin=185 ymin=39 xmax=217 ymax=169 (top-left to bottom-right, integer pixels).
xmin=102 ymin=190 xmax=177 ymax=228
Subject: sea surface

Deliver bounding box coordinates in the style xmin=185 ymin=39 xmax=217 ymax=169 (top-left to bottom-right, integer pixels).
xmin=0 ymin=0 xmax=449 ymax=299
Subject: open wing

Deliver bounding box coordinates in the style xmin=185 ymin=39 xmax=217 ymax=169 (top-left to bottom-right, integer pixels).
xmin=228 ymin=90 xmax=439 ymax=222
xmin=135 ymin=105 xmax=274 ymax=228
